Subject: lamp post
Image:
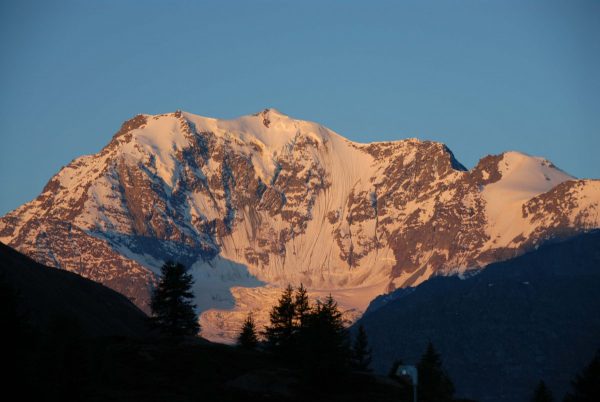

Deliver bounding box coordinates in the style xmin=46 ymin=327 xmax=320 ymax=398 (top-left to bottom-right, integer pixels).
xmin=396 ymin=365 xmax=418 ymax=402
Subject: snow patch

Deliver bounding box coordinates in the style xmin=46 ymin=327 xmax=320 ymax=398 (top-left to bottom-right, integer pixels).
xmin=482 ymin=151 xmax=573 ymax=246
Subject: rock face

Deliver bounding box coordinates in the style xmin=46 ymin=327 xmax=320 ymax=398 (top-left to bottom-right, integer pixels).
xmin=1 ymin=108 xmax=599 ymax=342
xmin=354 ymin=231 xmax=600 ymax=402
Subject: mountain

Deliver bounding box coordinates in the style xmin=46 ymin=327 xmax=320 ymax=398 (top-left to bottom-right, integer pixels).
xmin=354 ymin=231 xmax=600 ymax=402
xmin=1 ymin=108 xmax=599 ymax=342
xmin=0 ymin=242 xmax=149 ymax=337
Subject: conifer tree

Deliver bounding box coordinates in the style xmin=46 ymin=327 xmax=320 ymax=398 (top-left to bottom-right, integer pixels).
xmin=564 ymin=351 xmax=600 ymax=402
xmin=316 ymin=295 xmax=347 ymax=343
xmin=530 ymin=380 xmax=554 ymax=402
xmin=301 ymin=294 xmax=350 ymax=379
xmin=150 ymin=261 xmax=199 ymax=337
xmin=351 ymin=324 xmax=372 ymax=372
xmin=294 ymin=283 xmax=311 ymax=329
xmin=237 ymin=313 xmax=259 ymax=349
xmin=417 ymin=342 xmax=455 ymax=402
xmin=264 ymin=284 xmax=295 ymax=350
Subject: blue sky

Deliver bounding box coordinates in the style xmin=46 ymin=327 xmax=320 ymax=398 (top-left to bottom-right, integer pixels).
xmin=1 ymin=0 xmax=598 ymax=215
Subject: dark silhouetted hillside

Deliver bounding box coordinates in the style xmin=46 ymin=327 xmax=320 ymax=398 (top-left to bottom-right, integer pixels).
xmin=355 ymin=231 xmax=600 ymax=402
xmin=1 ymin=242 xmax=407 ymax=402
xmin=0 ymin=241 xmax=149 ymax=337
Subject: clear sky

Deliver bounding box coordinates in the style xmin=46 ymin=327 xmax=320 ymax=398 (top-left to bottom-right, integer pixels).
xmin=1 ymin=0 xmax=598 ymax=215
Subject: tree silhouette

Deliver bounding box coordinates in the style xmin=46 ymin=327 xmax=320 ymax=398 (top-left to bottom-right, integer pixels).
xmin=417 ymin=342 xmax=455 ymax=402
xmin=264 ymin=286 xmax=355 ymax=385
xmin=264 ymin=284 xmax=295 ymax=351
xmin=564 ymin=350 xmax=600 ymax=402
xmin=300 ymin=294 xmax=350 ymax=382
xmin=294 ymin=283 xmax=310 ymax=329
xmin=530 ymin=380 xmax=554 ymax=402
xmin=150 ymin=261 xmax=199 ymax=337
xmin=238 ymin=313 xmax=259 ymax=349
xmin=351 ymin=324 xmax=372 ymax=372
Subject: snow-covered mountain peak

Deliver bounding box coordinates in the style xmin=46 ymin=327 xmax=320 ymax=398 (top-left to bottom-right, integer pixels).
xmin=478 ymin=151 xmax=577 ymax=247
xmin=1 ymin=108 xmax=599 ymax=343
xmin=254 ymin=107 xmax=288 ymax=118
xmin=489 ymin=151 xmax=574 ymax=193
xmin=178 ymin=109 xmax=334 ymax=151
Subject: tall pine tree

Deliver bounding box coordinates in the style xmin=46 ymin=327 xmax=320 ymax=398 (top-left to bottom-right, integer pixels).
xmin=417 ymin=342 xmax=455 ymax=402
xmin=300 ymin=294 xmax=350 ymax=381
xmin=294 ymin=283 xmax=311 ymax=329
xmin=150 ymin=261 xmax=199 ymax=337
xmin=264 ymin=284 xmax=295 ymax=351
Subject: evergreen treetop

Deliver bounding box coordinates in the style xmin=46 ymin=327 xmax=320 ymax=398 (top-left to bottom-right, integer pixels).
xmin=264 ymin=286 xmax=352 ymax=380
xmin=294 ymin=283 xmax=310 ymax=329
xmin=417 ymin=342 xmax=455 ymax=402
xmin=237 ymin=312 xmax=259 ymax=349
xmin=264 ymin=284 xmax=295 ymax=349
xmin=150 ymin=261 xmax=199 ymax=337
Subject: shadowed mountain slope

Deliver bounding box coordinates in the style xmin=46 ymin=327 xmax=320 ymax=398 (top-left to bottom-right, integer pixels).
xmin=355 ymin=231 xmax=600 ymax=402
xmin=0 ymin=241 xmax=149 ymax=337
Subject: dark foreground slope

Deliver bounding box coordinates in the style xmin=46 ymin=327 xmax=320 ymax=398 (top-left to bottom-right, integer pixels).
xmin=0 ymin=241 xmax=149 ymax=337
xmin=355 ymin=231 xmax=600 ymax=402
xmin=1 ymin=242 xmax=406 ymax=402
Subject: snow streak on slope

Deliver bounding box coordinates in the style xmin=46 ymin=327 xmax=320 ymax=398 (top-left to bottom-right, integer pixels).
xmin=1 ymin=108 xmax=599 ymax=343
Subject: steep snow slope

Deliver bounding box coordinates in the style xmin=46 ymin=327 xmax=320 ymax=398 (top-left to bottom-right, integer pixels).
xmin=481 ymin=151 xmax=574 ymax=246
xmin=1 ymin=109 xmax=599 ymax=343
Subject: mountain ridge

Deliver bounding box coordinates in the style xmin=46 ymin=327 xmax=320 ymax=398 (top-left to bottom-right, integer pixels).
xmin=1 ymin=108 xmax=598 ymax=342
